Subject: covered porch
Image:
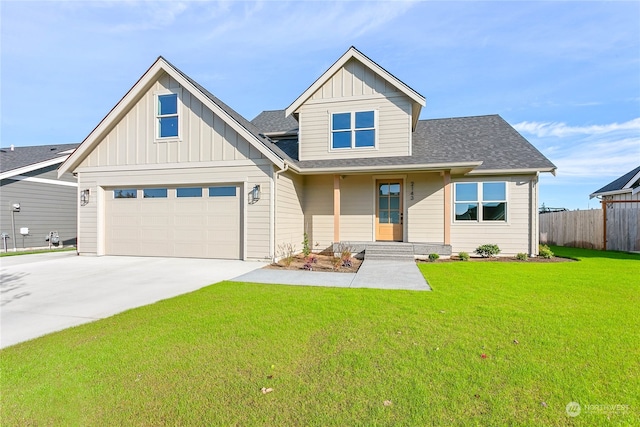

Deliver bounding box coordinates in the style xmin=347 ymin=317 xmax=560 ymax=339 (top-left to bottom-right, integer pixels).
xmin=301 ymin=170 xmax=455 ymax=255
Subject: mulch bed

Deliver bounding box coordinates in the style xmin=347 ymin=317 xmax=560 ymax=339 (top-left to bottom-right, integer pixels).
xmin=266 ymin=253 xmax=362 ymax=273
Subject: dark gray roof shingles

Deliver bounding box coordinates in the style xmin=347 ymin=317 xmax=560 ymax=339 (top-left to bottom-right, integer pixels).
xmin=250 ymin=110 xmax=555 ymax=171
xmin=164 ymin=58 xmax=555 ymax=173
xmin=163 ymin=58 xmax=294 ymax=163
xmin=1 ymin=143 xmax=79 ymax=174
xmin=251 ymin=110 xmax=299 ymax=134
xmin=592 ymin=165 xmax=640 ymax=195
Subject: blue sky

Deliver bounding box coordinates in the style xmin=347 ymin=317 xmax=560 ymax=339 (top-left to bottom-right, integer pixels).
xmin=1 ymin=0 xmax=638 ymax=209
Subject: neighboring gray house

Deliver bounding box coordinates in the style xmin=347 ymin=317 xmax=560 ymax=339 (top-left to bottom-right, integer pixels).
xmin=590 ymin=166 xmax=640 ymax=208
xmin=59 ymin=47 xmax=555 ymax=260
xmin=0 ymin=144 xmax=79 ymax=250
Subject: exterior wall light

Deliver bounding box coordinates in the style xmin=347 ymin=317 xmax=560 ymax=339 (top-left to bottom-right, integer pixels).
xmin=80 ymin=189 xmax=90 ymax=206
xmin=252 ymin=185 xmax=261 ymax=203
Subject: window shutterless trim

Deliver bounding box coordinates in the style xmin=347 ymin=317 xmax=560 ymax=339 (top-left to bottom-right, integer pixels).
xmin=453 ymin=181 xmax=508 ymax=223
xmin=329 ymin=110 xmax=377 ymax=150
xmin=155 ymin=91 xmax=180 ymax=141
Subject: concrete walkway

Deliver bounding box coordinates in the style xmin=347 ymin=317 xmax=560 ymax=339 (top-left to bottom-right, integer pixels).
xmin=232 ymin=259 xmax=431 ymax=291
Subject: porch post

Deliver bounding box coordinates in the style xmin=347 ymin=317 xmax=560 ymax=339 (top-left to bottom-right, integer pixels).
xmin=334 ymin=175 xmax=340 ymax=243
xmin=442 ymin=171 xmax=451 ymax=245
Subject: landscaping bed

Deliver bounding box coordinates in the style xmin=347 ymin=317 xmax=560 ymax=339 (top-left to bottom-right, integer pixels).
xmin=266 ymin=253 xmax=362 ymax=273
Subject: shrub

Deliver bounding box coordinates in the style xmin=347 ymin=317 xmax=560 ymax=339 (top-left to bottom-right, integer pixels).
xmin=428 ymin=253 xmax=440 ymax=262
xmin=277 ymin=243 xmax=296 ymax=267
xmin=475 ymin=244 xmax=501 ymax=258
xmin=335 ymin=243 xmax=354 ymax=268
xmin=302 ymin=233 xmax=311 ymax=257
xmin=303 ymin=255 xmax=315 ymax=271
xmin=539 ymin=244 xmax=554 ymax=259
xmin=458 ymin=252 xmax=470 ymax=261
xmin=516 ymin=252 xmax=528 ymax=261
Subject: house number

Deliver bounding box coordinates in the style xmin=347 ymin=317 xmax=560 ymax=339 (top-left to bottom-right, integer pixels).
xmin=410 ymin=181 xmax=414 ymax=200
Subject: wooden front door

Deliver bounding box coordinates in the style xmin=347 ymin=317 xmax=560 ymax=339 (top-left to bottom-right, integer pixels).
xmin=376 ymin=180 xmax=403 ymax=241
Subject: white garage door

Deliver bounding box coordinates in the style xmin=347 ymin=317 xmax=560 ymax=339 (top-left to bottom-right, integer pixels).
xmin=105 ymin=185 xmax=241 ymax=259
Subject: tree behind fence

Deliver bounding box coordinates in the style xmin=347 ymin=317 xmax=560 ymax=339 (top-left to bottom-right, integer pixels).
xmin=539 ymin=208 xmax=640 ymax=252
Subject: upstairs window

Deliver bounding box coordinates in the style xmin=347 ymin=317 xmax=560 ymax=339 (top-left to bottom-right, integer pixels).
xmin=331 ymin=111 xmax=376 ymax=149
xmin=157 ymin=93 xmax=178 ymax=139
xmin=454 ymin=182 xmax=507 ymax=222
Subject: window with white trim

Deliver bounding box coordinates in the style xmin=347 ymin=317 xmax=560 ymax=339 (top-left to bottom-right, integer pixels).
xmin=454 ymin=182 xmax=507 ymax=222
xmin=157 ymin=93 xmax=179 ymax=139
xmin=331 ymin=111 xmax=375 ymax=149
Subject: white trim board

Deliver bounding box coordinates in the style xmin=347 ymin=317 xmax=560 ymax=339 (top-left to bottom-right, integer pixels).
xmin=7 ymin=175 xmax=78 ymax=187
xmin=0 ymin=156 xmax=70 ymax=180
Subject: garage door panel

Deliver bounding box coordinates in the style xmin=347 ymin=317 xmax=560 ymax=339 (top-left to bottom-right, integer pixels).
xmin=105 ymin=185 xmax=241 ymax=259
xmin=139 ymin=243 xmax=173 ymax=257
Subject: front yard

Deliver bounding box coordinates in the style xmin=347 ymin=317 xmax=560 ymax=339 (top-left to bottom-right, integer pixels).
xmin=1 ymin=247 xmax=638 ymax=425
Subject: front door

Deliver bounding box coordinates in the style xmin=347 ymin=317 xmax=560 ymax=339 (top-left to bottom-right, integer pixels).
xmin=376 ymin=180 xmax=403 ymax=241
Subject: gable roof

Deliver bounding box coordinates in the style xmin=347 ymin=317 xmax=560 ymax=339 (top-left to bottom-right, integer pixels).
xmin=590 ymin=165 xmax=640 ymax=198
xmin=251 ymin=112 xmax=556 ymax=174
xmin=285 ymin=47 xmax=426 ymax=129
xmin=0 ymin=143 xmax=79 ymax=179
xmin=58 ymin=57 xmax=286 ymax=176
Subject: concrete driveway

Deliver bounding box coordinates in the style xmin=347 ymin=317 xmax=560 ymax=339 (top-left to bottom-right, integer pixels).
xmin=0 ymin=252 xmax=266 ymax=349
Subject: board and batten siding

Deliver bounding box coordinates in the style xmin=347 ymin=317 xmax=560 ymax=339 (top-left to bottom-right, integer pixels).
xmin=0 ymin=166 xmax=77 ymax=249
xmin=79 ymin=71 xmax=265 ymax=169
xmin=450 ymin=175 xmax=536 ymax=255
xmin=297 ymin=59 xmax=412 ymax=162
xmin=75 ymin=71 xmax=275 ymax=260
xmin=275 ymin=171 xmax=304 ymax=256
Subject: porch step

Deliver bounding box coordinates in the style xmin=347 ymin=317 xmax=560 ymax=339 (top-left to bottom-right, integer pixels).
xmin=334 ymin=241 xmax=453 ymax=260
xmin=365 ymin=243 xmax=416 ymax=261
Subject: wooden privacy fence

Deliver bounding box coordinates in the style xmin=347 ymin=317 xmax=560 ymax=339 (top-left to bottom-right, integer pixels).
xmin=540 ymin=209 xmax=603 ymax=249
xmin=539 ymin=205 xmax=640 ymax=252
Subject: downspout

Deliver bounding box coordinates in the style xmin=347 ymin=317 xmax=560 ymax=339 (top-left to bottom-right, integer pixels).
xmin=271 ymin=162 xmax=289 ymax=261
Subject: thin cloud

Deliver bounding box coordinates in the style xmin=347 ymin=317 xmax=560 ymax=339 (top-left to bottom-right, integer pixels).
xmin=514 ymin=118 xmax=640 ymax=138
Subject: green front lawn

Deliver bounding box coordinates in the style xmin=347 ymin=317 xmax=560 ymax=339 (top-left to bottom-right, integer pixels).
xmin=1 ymin=247 xmax=638 ymax=425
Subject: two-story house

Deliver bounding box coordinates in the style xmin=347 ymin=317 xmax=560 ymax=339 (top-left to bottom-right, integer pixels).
xmin=59 ymin=47 xmax=556 ymax=260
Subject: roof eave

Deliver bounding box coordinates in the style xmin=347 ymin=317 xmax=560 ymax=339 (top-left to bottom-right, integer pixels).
xmin=467 ymin=167 xmax=557 ymax=176
xmin=622 ymin=170 xmax=640 ymax=189
xmin=293 ymin=161 xmax=482 ymax=175
xmin=2 ymin=156 xmax=70 ymax=180
xmin=589 ymin=188 xmax=634 ymax=199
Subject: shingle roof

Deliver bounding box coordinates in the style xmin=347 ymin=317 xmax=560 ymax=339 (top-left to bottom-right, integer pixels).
xmin=591 ymin=166 xmax=640 ymax=195
xmin=250 ymin=111 xmax=555 ymax=172
xmin=0 ymin=143 xmax=79 ymax=174
xmin=251 ymin=110 xmax=299 ymax=134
